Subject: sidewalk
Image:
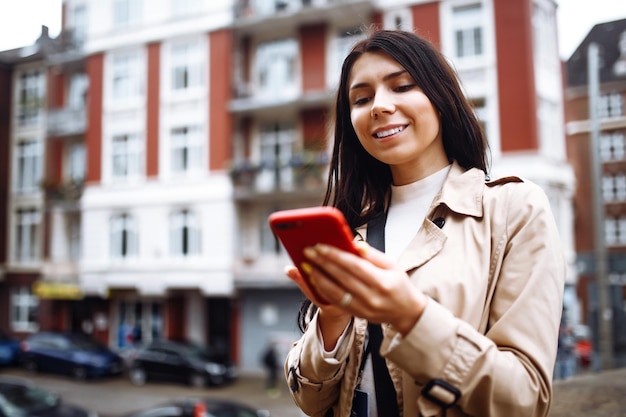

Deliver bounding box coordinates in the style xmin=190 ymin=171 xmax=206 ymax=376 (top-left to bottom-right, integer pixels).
xmin=550 ymin=367 xmax=626 ymax=416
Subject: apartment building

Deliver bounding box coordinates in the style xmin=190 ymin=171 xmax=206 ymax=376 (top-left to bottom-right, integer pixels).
xmin=0 ymin=29 xmax=55 ymax=337
xmin=0 ymin=0 xmax=575 ymax=374
xmin=565 ymin=17 xmax=626 ymax=365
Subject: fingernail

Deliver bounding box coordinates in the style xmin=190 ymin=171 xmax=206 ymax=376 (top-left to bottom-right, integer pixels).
xmin=303 ymin=246 xmax=317 ymax=259
xmin=301 ymin=262 xmax=313 ymax=276
xmin=315 ymin=243 xmax=329 ymax=254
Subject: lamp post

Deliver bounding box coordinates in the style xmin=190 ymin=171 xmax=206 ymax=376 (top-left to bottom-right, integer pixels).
xmin=587 ymin=42 xmax=614 ymax=371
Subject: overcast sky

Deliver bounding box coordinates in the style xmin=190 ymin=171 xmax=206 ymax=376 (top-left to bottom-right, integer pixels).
xmin=0 ymin=0 xmax=625 ymax=60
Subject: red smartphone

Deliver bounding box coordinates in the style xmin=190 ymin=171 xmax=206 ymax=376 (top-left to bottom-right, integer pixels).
xmin=268 ymin=206 xmax=358 ymax=303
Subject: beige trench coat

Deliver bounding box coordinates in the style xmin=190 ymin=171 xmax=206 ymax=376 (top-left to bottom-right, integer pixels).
xmin=285 ymin=162 xmax=565 ymax=417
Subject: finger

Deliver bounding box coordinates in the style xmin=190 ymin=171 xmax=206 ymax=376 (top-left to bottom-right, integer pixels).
xmin=353 ymin=241 xmax=395 ymax=269
xmin=285 ymin=265 xmax=330 ymax=307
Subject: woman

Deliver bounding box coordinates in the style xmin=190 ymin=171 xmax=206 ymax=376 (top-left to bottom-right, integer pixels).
xmin=283 ymin=30 xmax=565 ymax=417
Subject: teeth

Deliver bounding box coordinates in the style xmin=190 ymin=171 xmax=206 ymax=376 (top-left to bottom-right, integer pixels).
xmin=375 ymin=126 xmax=405 ymax=138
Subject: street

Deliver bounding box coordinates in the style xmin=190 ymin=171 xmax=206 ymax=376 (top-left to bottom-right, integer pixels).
xmin=1 ymin=367 xmax=625 ymax=417
xmin=0 ymin=368 xmax=302 ymax=417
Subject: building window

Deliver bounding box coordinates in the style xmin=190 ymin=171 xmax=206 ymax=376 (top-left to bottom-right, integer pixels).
xmin=112 ymin=52 xmax=142 ymax=100
xmin=113 ymin=0 xmax=141 ymax=28
xmin=116 ymin=301 xmax=163 ymax=348
xmin=15 ymin=140 xmax=42 ymax=193
xmin=598 ymin=93 xmax=623 ymax=119
xmin=17 ymin=69 xmax=44 ymax=126
xmin=383 ymin=8 xmax=413 ymax=31
xmin=171 ymin=126 xmax=203 ymax=173
xmin=10 ymin=286 xmax=38 ymax=332
xmin=600 ymin=132 xmax=626 ymax=162
xmin=67 ymin=142 xmax=86 ymax=182
xmin=330 ymin=28 xmax=364 ymax=87
xmin=69 ymin=4 xmax=87 ymax=44
xmin=110 ymin=213 xmax=138 ymax=258
xmin=112 ymin=133 xmax=142 ymax=179
xmin=602 ymin=173 xmax=626 ymax=202
xmin=261 ymin=210 xmax=280 ymax=255
xmin=68 ymin=73 xmax=88 ymax=109
xmin=68 ymin=214 xmax=81 ymax=261
xmin=170 ymin=209 xmax=201 ymax=256
xmin=256 ymin=123 xmax=294 ymax=191
xmin=605 ymin=217 xmax=626 ymax=246
xmin=15 ymin=208 xmax=40 ymax=262
xmin=171 ymin=41 xmax=203 ymax=91
xmin=453 ymin=3 xmax=484 ymax=59
xmin=170 ymin=0 xmax=201 ymax=17
xmin=532 ymin=3 xmax=559 ymax=73
xmin=256 ymin=38 xmax=298 ymax=98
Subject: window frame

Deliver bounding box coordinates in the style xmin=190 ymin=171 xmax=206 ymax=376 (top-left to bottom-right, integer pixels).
xmin=170 ymin=125 xmax=204 ymax=174
xmin=16 ymin=68 xmax=44 ymax=126
xmin=14 ymin=207 xmax=40 ymax=262
xmin=111 ymin=132 xmax=143 ymax=180
xmin=14 ymin=140 xmax=42 ymax=193
xmin=255 ymin=38 xmax=299 ymax=99
xmin=110 ymin=213 xmax=139 ymax=259
xmin=169 ymin=209 xmax=201 ymax=257
xmin=10 ymin=286 xmax=39 ymax=333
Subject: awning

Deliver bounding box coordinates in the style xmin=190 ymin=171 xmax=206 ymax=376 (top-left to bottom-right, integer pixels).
xmin=33 ymin=281 xmax=83 ymax=300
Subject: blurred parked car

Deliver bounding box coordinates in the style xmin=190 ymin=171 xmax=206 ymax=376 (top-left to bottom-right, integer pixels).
xmin=128 ymin=339 xmax=237 ymax=388
xmin=19 ymin=332 xmax=123 ymax=380
xmin=123 ymin=398 xmax=268 ymax=417
xmin=0 ymin=375 xmax=98 ymax=417
xmin=0 ymin=329 xmax=20 ymax=366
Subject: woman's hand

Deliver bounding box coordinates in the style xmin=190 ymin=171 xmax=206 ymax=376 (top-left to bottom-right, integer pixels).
xmin=298 ymin=241 xmax=427 ymax=336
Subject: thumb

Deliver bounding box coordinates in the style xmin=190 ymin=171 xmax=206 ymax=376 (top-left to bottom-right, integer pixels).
xmin=353 ymin=241 xmax=395 ymax=269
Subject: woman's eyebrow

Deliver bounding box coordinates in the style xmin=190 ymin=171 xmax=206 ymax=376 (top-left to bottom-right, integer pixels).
xmin=350 ymin=70 xmax=408 ymax=91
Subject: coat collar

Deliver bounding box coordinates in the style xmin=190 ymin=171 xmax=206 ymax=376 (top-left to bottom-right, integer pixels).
xmin=355 ymin=161 xmax=487 ymax=271
xmin=432 ymin=161 xmax=485 ymax=218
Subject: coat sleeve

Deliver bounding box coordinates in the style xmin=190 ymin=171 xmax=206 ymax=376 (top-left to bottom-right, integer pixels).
xmin=285 ymin=313 xmax=355 ymax=417
xmin=382 ymin=181 xmax=565 ymax=417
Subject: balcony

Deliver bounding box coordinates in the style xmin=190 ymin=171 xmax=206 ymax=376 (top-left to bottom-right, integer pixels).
xmin=230 ymin=88 xmax=334 ymax=117
xmin=45 ymin=28 xmax=87 ymax=69
xmin=47 ymin=107 xmax=87 ymax=137
xmin=232 ymin=0 xmax=376 ymax=35
xmin=230 ymin=151 xmax=329 ymax=201
xmin=41 ymin=179 xmax=84 ymax=206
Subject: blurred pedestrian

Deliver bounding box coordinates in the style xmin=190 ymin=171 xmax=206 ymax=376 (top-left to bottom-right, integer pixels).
xmin=555 ymin=321 xmax=576 ymax=380
xmin=262 ymin=342 xmax=280 ymax=398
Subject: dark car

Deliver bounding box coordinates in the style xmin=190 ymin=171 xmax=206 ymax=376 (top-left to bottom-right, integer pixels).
xmin=123 ymin=398 xmax=268 ymax=417
xmin=0 ymin=329 xmax=20 ymax=366
xmin=128 ymin=339 xmax=237 ymax=388
xmin=19 ymin=332 xmax=123 ymax=380
xmin=0 ymin=376 xmax=98 ymax=417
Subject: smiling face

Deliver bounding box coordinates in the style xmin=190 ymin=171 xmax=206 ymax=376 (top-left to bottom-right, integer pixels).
xmin=348 ymin=51 xmax=449 ymax=185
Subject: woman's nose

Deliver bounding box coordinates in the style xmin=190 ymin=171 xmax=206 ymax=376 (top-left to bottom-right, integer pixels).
xmin=370 ymin=90 xmax=395 ymax=119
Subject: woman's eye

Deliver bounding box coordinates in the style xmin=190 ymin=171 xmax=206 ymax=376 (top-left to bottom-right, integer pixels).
xmin=395 ymin=84 xmax=415 ymax=92
xmin=353 ymin=97 xmax=370 ymax=106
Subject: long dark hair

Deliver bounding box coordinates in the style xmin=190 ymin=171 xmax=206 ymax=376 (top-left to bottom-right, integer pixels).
xmin=297 ymin=29 xmax=489 ymax=332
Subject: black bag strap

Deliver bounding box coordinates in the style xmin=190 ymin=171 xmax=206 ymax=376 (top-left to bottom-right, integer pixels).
xmin=366 ymin=212 xmax=400 ymax=417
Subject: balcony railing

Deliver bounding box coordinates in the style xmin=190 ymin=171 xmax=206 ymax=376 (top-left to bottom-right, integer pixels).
xmin=232 ymin=0 xmax=375 ymax=31
xmin=230 ymin=151 xmax=329 ymax=198
xmin=235 ymin=0 xmax=315 ymax=19
xmin=41 ymin=179 xmax=84 ymax=203
xmin=47 ymin=107 xmax=87 ymax=137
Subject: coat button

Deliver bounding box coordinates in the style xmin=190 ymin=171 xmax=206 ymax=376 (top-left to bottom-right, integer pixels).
xmin=433 ymin=217 xmax=445 ymax=229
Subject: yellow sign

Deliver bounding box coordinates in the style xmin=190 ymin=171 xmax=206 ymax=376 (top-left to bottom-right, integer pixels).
xmin=33 ymin=281 xmax=83 ymax=300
